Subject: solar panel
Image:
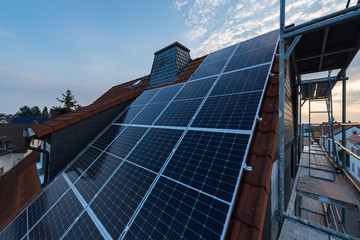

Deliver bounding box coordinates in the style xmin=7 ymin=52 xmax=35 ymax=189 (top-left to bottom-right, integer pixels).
xmin=29 ymin=190 xmax=83 ymax=239
xmin=163 ymin=130 xmax=249 ymax=202
xmin=191 ymin=91 xmax=263 ymax=130
xmin=126 ymin=128 xmax=183 ymax=172
xmin=0 ymin=30 xmax=278 ymax=240
xmin=90 ymin=162 xmax=156 ymax=239
xmin=149 ymin=83 xmax=183 ymax=103
xmin=154 ymin=98 xmax=203 ymax=127
xmin=123 ymin=177 xmax=229 ymax=239
xmin=62 ymin=211 xmax=104 ymax=240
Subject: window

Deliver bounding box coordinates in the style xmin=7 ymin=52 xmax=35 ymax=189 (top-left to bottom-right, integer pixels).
xmin=358 ymin=167 xmax=360 ymax=178
xmin=353 ymin=131 xmax=357 ymax=135
xmin=352 ymin=163 xmax=355 ymax=172
xmin=351 ymin=147 xmax=355 ymax=153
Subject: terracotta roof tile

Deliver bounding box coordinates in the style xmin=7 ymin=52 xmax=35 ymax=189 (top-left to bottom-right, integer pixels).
xmin=0 ymin=151 xmax=41 ymax=232
xmin=0 ymin=124 xmax=35 ymax=153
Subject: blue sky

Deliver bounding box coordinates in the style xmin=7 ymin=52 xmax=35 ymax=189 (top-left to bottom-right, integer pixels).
xmin=1 ymin=0 xmax=359 ymax=122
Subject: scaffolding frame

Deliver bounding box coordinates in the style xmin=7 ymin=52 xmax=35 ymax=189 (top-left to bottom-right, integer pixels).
xmin=278 ymin=1 xmax=360 ymax=239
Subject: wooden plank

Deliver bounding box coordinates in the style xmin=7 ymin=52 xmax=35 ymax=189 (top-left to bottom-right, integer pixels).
xmin=297 ymin=176 xmax=359 ymax=209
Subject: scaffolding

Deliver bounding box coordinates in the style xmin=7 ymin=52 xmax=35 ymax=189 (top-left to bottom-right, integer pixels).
xmin=278 ymin=1 xmax=360 ymax=239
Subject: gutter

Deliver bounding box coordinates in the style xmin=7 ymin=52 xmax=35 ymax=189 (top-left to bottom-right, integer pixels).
xmin=23 ymin=128 xmax=50 ymax=187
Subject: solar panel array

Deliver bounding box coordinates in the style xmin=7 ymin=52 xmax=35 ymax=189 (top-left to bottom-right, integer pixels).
xmin=0 ymin=30 xmax=278 ymax=240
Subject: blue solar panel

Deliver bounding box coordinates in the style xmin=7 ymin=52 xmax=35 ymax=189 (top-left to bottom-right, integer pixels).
xmin=62 ymin=211 xmax=104 ymax=240
xmin=164 ymin=131 xmax=249 ymax=202
xmin=90 ymin=162 xmax=156 ymax=239
xmin=131 ymin=88 xmax=160 ymax=105
xmin=154 ymin=98 xmax=203 ymax=127
xmin=149 ymin=83 xmax=183 ymax=103
xmin=210 ymin=64 xmax=271 ymax=96
xmin=189 ymin=58 xmax=227 ymax=81
xmin=131 ymin=102 xmax=168 ymax=125
xmin=201 ymin=44 xmax=236 ymax=65
xmin=106 ymin=126 xmax=148 ymax=159
xmin=0 ymin=209 xmax=27 ymax=240
xmin=126 ymin=128 xmax=183 ymax=172
xmin=192 ymin=91 xmax=263 ymax=130
xmin=124 ymin=177 xmax=229 ymax=240
xmin=28 ymin=175 xmax=69 ymax=228
xmin=225 ymin=43 xmax=276 ymax=72
xmin=175 ymin=76 xmax=217 ymax=100
xmin=115 ymin=105 xmax=146 ymax=124
xmin=92 ymin=125 xmax=125 ymax=150
xmin=29 ymin=190 xmax=83 ymax=239
xmin=65 ymin=147 xmax=102 ymax=183
xmin=75 ymin=153 xmax=123 ymax=203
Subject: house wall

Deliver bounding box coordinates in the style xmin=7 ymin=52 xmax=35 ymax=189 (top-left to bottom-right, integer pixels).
xmin=347 ymin=141 xmax=360 ymax=182
xmin=48 ymin=100 xmax=132 ymax=180
xmin=0 ymin=153 xmax=25 ymax=174
xmin=267 ymin=63 xmax=296 ymax=240
xmin=323 ymin=126 xmax=359 ymax=153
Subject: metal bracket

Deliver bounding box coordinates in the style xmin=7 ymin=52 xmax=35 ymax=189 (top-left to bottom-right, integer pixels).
xmin=244 ymin=165 xmax=253 ymax=172
xmin=285 ymin=35 xmax=302 ymax=60
xmin=256 ymin=116 xmax=263 ymax=122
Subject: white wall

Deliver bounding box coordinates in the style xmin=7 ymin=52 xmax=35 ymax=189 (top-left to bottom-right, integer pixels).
xmin=348 ymin=141 xmax=360 ymax=182
xmin=323 ymin=126 xmax=359 ymax=154
xmin=0 ymin=152 xmax=25 ymax=174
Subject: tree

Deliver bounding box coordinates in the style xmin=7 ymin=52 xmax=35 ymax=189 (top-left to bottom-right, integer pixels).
xmin=31 ymin=106 xmax=41 ymax=117
xmin=16 ymin=105 xmax=32 ymax=117
xmin=50 ymin=89 xmax=81 ymax=118
xmin=56 ymin=89 xmax=81 ymax=111
xmin=41 ymin=106 xmax=49 ymax=116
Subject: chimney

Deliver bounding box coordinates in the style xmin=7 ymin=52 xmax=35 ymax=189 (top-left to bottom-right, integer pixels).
xmin=148 ymin=42 xmax=191 ymax=87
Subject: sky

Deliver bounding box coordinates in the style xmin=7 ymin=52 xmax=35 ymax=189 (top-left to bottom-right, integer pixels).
xmin=1 ymin=0 xmax=359 ymax=123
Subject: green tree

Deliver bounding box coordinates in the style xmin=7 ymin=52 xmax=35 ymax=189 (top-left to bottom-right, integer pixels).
xmin=31 ymin=106 xmax=41 ymax=116
xmin=56 ymin=89 xmax=81 ymax=111
xmin=50 ymin=89 xmax=81 ymax=118
xmin=41 ymin=106 xmax=49 ymax=117
xmin=16 ymin=105 xmax=32 ymax=117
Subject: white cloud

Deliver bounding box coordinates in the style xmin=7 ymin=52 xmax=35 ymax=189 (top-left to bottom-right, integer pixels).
xmin=0 ymin=29 xmax=17 ymax=40
xmin=185 ymin=26 xmax=207 ymax=40
xmin=173 ymin=1 xmax=189 ymax=11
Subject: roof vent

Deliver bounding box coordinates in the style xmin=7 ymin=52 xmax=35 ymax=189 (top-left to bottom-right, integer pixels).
xmin=148 ymin=42 xmax=191 ymax=87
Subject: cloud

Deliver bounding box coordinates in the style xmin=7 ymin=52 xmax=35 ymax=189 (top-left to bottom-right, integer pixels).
xmin=173 ymin=1 xmax=189 ymax=11
xmin=185 ymin=26 xmax=207 ymax=40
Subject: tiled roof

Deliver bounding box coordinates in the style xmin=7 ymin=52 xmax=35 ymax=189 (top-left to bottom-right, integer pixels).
xmin=0 ymin=151 xmax=41 ymax=232
xmin=333 ymin=125 xmax=360 ymax=135
xmin=347 ymin=133 xmax=360 ymax=144
xmin=32 ymin=76 xmax=150 ymax=138
xmin=0 ymin=124 xmax=34 ymax=153
xmin=4 ymin=48 xmax=278 ymax=238
xmin=31 ymin=56 xmax=207 ymax=138
xmin=226 ymin=53 xmax=280 ymax=240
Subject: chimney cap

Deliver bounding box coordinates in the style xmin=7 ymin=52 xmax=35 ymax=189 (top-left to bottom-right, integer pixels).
xmin=154 ymin=42 xmax=190 ymax=55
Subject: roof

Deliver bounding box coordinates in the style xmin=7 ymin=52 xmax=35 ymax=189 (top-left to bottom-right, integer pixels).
xmin=31 ymin=56 xmax=207 ymax=138
xmin=347 ymin=133 xmax=360 ymax=144
xmin=31 ymin=76 xmax=150 ymax=138
xmin=333 ymin=125 xmax=360 ymax=135
xmin=11 ymin=117 xmax=51 ymax=124
xmin=1 ymin=33 xmax=278 ymax=239
xmin=0 ymin=151 xmax=41 ymax=232
xmin=154 ymin=41 xmax=190 ymax=55
xmin=0 ymin=124 xmax=34 ymax=153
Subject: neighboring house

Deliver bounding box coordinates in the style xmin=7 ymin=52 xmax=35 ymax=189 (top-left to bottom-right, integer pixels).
xmin=0 ymin=119 xmax=9 ymax=124
xmin=1 ymin=34 xmax=295 ymax=240
xmin=346 ymin=133 xmax=360 ymax=182
xmin=321 ymin=125 xmax=360 ymax=154
xmin=0 ymin=124 xmax=40 ymax=175
xmin=11 ymin=117 xmax=51 ymax=124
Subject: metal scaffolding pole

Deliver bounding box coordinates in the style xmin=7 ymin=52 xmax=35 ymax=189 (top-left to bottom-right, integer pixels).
xmin=278 ymin=0 xmax=285 ymax=217
xmin=342 ymin=72 xmax=347 ymax=231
